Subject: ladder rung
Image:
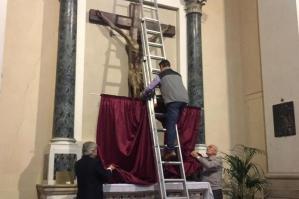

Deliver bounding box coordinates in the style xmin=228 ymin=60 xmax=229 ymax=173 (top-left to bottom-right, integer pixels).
xmin=152 ymin=68 xmax=160 ymax=74
xmin=150 ymin=55 xmax=165 ymax=60
xmin=143 ymin=5 xmax=157 ymax=10
xmin=155 ymin=112 xmax=165 ymax=117
xmin=162 ymin=161 xmax=182 ymax=165
xmin=140 ymin=1 xmax=189 ymax=198
xmin=146 ymin=29 xmax=161 ymax=34
xmin=143 ymin=17 xmax=159 ymax=22
xmin=148 ymin=42 xmax=163 ymax=47
xmin=157 ymin=128 xmax=166 ymax=132
xmin=159 ymin=145 xmax=179 ymax=149
xmin=164 ymin=178 xmax=185 ymax=182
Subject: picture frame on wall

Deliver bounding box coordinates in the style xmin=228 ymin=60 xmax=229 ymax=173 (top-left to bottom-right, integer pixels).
xmin=272 ymin=101 xmax=296 ymax=137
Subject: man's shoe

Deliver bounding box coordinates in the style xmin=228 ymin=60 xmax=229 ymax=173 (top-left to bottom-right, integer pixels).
xmin=163 ymin=150 xmax=176 ymax=161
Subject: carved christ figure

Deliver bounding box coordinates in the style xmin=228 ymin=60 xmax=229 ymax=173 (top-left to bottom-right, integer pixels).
xmin=95 ymin=4 xmax=173 ymax=98
xmin=97 ymin=5 xmax=143 ymax=98
xmin=89 ymin=3 xmax=175 ymax=97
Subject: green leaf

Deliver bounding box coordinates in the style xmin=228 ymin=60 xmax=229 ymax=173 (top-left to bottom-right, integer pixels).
xmin=223 ymin=145 xmax=267 ymax=198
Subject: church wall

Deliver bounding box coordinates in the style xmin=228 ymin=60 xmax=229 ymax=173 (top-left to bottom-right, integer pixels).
xmin=258 ymin=0 xmax=299 ymax=196
xmin=202 ymin=0 xmax=230 ymax=152
xmin=82 ymin=0 xmax=179 ymax=141
xmin=0 ymin=0 xmax=59 ymax=198
xmin=0 ymin=0 xmax=270 ymax=198
xmin=82 ymin=0 xmax=254 ymax=155
xmin=203 ymin=0 xmax=267 ymax=171
xmin=239 ymin=0 xmax=267 ymax=170
xmin=80 ymin=1 xmax=267 ymax=171
xmin=258 ymin=0 xmax=299 ymax=174
xmin=203 ymin=0 xmax=247 ymax=154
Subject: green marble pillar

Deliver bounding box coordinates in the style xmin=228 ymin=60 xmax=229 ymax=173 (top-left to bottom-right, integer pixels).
xmin=185 ymin=0 xmax=207 ymax=144
xmin=52 ymin=0 xmax=77 ymax=142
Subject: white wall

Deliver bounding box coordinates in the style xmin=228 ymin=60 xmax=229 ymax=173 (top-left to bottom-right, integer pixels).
xmin=0 ymin=0 xmax=8 ymax=91
xmin=0 ymin=0 xmax=59 ymax=198
xmin=258 ymin=0 xmax=299 ymax=173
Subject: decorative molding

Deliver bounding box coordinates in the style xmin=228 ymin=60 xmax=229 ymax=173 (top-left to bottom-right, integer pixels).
xmin=74 ymin=0 xmax=86 ymax=141
xmin=36 ymin=184 xmax=76 ymax=199
xmin=36 ymin=182 xmax=213 ymax=199
xmin=46 ymin=142 xmax=81 ymax=185
xmin=125 ymin=0 xmax=179 ymax=11
xmin=185 ymin=0 xmax=207 ymax=14
xmin=0 ymin=0 xmax=7 ymax=92
xmin=265 ymin=172 xmax=299 ymax=198
xmin=266 ymin=172 xmax=299 ymax=179
xmin=51 ymin=137 xmax=76 ymax=143
xmin=297 ymin=0 xmax=299 ymax=33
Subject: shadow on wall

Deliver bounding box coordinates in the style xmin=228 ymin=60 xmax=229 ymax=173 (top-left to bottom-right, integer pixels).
xmin=96 ymin=25 xmax=128 ymax=96
xmin=91 ymin=0 xmax=130 ymax=97
xmin=82 ymin=0 xmax=130 ymax=138
xmin=18 ymin=0 xmax=58 ymax=198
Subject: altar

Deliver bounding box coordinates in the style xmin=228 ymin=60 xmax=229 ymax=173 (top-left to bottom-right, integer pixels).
xmin=36 ymin=181 xmax=214 ymax=199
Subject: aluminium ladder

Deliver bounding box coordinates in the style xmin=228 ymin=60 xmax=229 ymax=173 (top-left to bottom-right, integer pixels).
xmin=139 ymin=0 xmax=189 ymax=198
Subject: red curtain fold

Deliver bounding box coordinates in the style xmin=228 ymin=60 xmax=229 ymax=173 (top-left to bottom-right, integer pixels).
xmin=97 ymin=94 xmax=201 ymax=185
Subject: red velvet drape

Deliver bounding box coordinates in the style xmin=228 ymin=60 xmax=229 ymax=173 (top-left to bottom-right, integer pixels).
xmin=97 ymin=94 xmax=201 ymax=185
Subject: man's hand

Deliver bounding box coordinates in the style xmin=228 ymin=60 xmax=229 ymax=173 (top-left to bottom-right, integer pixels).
xmin=107 ymin=164 xmax=116 ymax=171
xmin=191 ymin=150 xmax=202 ymax=159
xmin=140 ymin=91 xmax=147 ymax=100
xmin=140 ymin=89 xmax=155 ymax=101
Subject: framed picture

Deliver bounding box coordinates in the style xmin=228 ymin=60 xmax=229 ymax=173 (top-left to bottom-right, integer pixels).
xmin=272 ymin=101 xmax=296 ymax=137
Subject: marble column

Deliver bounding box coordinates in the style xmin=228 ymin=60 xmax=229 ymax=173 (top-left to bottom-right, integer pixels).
xmin=44 ymin=0 xmax=80 ymax=185
xmin=52 ymin=0 xmax=77 ymax=142
xmin=185 ymin=0 xmax=207 ymax=144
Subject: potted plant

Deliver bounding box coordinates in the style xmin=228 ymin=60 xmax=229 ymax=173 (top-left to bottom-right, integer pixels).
xmin=223 ymin=145 xmax=267 ymax=199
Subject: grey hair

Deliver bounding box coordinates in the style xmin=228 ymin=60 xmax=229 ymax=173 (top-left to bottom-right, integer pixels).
xmin=82 ymin=141 xmax=97 ymax=156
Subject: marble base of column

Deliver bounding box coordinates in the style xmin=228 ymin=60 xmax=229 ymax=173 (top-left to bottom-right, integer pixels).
xmin=51 ymin=137 xmax=76 ymax=143
xmin=44 ymin=141 xmax=81 ymax=185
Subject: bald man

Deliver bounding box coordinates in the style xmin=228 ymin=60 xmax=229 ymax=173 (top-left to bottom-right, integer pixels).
xmin=191 ymin=145 xmax=223 ymax=199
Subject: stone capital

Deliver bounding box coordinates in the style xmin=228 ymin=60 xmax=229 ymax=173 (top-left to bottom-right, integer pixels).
xmin=185 ymin=0 xmax=207 ymax=14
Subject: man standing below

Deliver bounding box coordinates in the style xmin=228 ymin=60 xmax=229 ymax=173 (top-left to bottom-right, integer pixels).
xmin=75 ymin=141 xmax=115 ymax=199
xmin=142 ymin=59 xmax=189 ymax=160
xmin=191 ymin=144 xmax=223 ymax=199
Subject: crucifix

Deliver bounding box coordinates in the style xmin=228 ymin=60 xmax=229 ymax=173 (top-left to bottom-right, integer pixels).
xmin=89 ymin=3 xmax=175 ymax=98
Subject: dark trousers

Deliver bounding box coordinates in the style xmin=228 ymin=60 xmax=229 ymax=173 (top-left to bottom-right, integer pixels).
xmin=165 ymin=102 xmax=186 ymax=150
xmin=212 ymin=189 xmax=223 ymax=199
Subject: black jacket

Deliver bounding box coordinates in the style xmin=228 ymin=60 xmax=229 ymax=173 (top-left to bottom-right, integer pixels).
xmin=75 ymin=155 xmax=112 ymax=199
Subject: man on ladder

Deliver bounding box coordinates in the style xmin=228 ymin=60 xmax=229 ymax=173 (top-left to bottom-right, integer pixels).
xmin=139 ymin=0 xmax=190 ymax=197
xmin=141 ymin=59 xmax=189 ymax=161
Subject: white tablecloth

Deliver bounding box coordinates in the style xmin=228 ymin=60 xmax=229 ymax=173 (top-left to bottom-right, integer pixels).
xmin=103 ymin=181 xmax=214 ymax=199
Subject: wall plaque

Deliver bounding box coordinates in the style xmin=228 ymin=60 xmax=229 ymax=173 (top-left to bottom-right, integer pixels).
xmin=272 ymin=101 xmax=296 ymax=137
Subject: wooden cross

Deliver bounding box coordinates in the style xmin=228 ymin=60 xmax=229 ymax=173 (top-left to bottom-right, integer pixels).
xmin=89 ymin=3 xmax=175 ymax=98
